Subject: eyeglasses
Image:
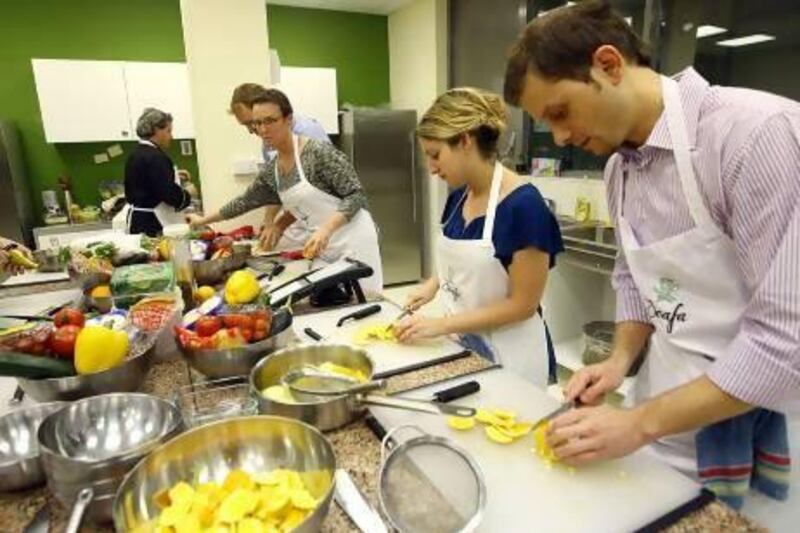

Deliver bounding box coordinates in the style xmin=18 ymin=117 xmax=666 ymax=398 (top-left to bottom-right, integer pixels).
xmin=248 ymin=115 xmax=284 ymax=129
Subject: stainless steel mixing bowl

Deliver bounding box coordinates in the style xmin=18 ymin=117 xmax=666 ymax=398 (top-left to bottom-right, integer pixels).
xmin=0 ymin=402 xmax=66 ymax=492
xmin=17 ymin=333 xmax=157 ymax=402
xmin=250 ymin=344 xmax=375 ymax=431
xmin=177 ymin=307 xmax=293 ymax=378
xmin=113 ymin=416 xmax=336 ymax=532
xmin=37 ymin=392 xmax=183 ymax=524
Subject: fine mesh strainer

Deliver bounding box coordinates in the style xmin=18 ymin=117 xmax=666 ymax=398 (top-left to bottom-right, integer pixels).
xmin=378 ymin=425 xmax=486 ymax=533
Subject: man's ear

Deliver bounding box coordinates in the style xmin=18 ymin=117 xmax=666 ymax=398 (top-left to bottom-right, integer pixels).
xmin=592 ymin=44 xmax=625 ymax=85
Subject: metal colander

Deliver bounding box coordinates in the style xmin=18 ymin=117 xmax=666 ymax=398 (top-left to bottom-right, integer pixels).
xmin=378 ymin=425 xmax=486 ymax=533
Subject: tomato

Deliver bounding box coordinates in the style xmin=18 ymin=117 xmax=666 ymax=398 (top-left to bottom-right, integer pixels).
xmin=252 ymin=327 xmax=267 ymax=342
xmin=186 ymin=337 xmax=203 ymax=351
xmin=174 ymin=326 xmax=196 ymax=348
xmin=199 ymin=229 xmax=217 ymax=242
xmin=49 ymin=325 xmax=81 ymax=359
xmin=54 ymin=308 xmax=85 ymax=329
xmin=221 ymin=314 xmax=253 ymax=330
xmin=240 ymin=328 xmax=254 ymax=343
xmin=195 ymin=316 xmax=222 ymax=337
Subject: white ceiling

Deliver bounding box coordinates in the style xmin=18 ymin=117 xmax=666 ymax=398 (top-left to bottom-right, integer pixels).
xmin=267 ymin=0 xmax=414 ymax=15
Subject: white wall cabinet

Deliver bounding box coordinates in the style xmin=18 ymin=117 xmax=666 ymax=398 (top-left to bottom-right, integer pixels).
xmin=124 ymin=62 xmax=194 ymax=140
xmin=32 ymin=59 xmax=134 ymax=143
xmin=32 ymin=59 xmax=194 ymax=143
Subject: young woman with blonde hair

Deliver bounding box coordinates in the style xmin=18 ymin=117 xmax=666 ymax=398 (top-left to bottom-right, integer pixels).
xmin=394 ymin=87 xmax=563 ymax=387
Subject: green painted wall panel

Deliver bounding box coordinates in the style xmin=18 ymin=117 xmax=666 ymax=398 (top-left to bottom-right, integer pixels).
xmin=267 ymin=5 xmax=390 ymax=107
xmin=0 ymin=0 xmax=197 ymax=225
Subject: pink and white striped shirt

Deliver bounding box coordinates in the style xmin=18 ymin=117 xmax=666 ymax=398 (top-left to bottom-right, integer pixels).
xmin=605 ymin=68 xmax=800 ymax=411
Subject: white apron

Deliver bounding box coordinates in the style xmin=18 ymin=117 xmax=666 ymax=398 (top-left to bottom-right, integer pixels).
xmin=619 ymin=75 xmax=798 ymax=481
xmin=276 ymin=135 xmax=383 ymax=295
xmin=113 ymin=140 xmax=188 ymax=233
xmin=437 ymin=161 xmax=549 ymax=388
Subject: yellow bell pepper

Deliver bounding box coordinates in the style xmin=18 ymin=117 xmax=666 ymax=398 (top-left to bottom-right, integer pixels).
xmin=224 ymin=270 xmax=260 ymax=305
xmin=74 ymin=326 xmax=129 ymax=374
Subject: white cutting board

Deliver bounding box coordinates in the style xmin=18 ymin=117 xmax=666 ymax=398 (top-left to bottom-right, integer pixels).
xmin=292 ymin=302 xmax=467 ymax=377
xmin=371 ymin=368 xmax=702 ymax=533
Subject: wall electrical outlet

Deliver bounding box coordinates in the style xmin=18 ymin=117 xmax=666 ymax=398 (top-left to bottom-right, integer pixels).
xmin=180 ymin=140 xmax=193 ymax=156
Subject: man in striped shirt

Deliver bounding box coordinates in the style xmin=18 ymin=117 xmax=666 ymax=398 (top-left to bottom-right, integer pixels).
xmin=503 ymin=0 xmax=798 ymax=512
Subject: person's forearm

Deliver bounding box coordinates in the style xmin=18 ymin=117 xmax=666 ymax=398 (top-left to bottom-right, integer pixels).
xmin=274 ymin=210 xmax=297 ymax=232
xmin=199 ymin=211 xmax=225 ymax=226
xmin=263 ymin=205 xmax=280 ymax=227
xmin=424 ymin=276 xmax=440 ymax=294
xmin=321 ymin=212 xmax=347 ymax=234
xmin=634 ymin=375 xmax=752 ymax=441
xmin=610 ymin=321 xmax=653 ymax=373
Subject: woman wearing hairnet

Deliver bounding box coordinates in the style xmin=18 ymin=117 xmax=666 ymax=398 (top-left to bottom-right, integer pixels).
xmin=116 ymin=107 xmax=194 ymax=236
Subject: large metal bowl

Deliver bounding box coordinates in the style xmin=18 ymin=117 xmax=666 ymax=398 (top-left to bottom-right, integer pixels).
xmin=38 ymin=393 xmax=183 ymax=523
xmin=113 ymin=416 xmax=336 ymax=533
xmin=16 ymin=334 xmax=157 ymax=402
xmin=250 ymin=344 xmax=375 ymax=431
xmin=177 ymin=307 xmax=293 ymax=379
xmin=192 ymin=242 xmax=251 ymax=285
xmin=192 ymin=257 xmax=227 ymax=285
xmin=0 ymin=402 xmax=66 ymax=492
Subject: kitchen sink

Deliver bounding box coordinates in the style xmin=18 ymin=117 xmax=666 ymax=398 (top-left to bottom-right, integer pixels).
xmin=561 ymin=225 xmax=617 ymax=247
xmin=558 ymin=222 xmax=618 ymax=275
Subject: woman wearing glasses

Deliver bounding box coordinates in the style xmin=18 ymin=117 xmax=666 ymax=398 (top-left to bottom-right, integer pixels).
xmin=187 ymin=88 xmax=383 ymax=295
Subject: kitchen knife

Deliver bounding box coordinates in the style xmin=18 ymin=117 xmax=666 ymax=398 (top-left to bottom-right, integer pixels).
xmin=381 ymin=307 xmax=413 ymax=335
xmin=531 ymin=401 xmax=576 ymax=430
xmin=336 ymin=304 xmax=382 ymax=327
xmin=334 ymin=469 xmax=388 ymax=533
xmin=432 ymin=380 xmax=480 ymax=403
xmin=24 ymin=505 xmax=49 ymax=533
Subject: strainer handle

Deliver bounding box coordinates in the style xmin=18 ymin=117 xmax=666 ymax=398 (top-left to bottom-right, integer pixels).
xmin=65 ymin=487 xmax=93 ymax=533
xmin=380 ymin=424 xmax=427 ymax=464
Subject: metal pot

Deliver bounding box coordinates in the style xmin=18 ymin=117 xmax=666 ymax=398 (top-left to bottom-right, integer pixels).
xmin=37 ymin=393 xmax=183 ymax=528
xmin=17 ymin=334 xmax=157 ymax=402
xmin=250 ymin=344 xmax=475 ymax=431
xmin=113 ymin=416 xmax=336 ymax=533
xmin=177 ymin=307 xmax=293 ymax=379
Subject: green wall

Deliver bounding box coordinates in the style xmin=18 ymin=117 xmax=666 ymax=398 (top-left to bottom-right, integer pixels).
xmin=267 ymin=5 xmax=390 ymax=107
xmin=0 ymin=1 xmax=390 ymax=229
xmin=0 ymin=0 xmax=198 ymax=226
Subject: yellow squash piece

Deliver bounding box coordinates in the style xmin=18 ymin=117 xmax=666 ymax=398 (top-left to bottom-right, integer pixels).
xmin=262 ymin=385 xmax=297 ymax=404
xmin=352 ymin=323 xmax=397 ymax=345
xmin=74 ymin=325 xmax=129 ymax=375
xmin=447 ymin=416 xmax=476 ymax=431
xmin=317 ymin=362 xmax=368 ymax=383
xmin=485 ymin=425 xmax=513 ymax=444
xmin=217 ymin=488 xmax=259 ymax=523
xmin=532 ymin=422 xmax=558 ymax=462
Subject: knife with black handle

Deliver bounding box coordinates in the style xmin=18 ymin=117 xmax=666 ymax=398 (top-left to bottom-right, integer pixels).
xmin=336 ymin=304 xmax=382 ymax=327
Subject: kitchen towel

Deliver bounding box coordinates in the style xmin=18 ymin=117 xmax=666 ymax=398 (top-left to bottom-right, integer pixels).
xmin=695 ymin=408 xmax=791 ymax=509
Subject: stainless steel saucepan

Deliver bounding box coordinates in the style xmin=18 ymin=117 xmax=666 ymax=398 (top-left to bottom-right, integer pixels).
xmin=250 ymin=344 xmax=476 ymax=431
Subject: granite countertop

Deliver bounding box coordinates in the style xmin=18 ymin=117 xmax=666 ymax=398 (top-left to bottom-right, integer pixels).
xmin=1 ymin=352 xmax=766 ymax=533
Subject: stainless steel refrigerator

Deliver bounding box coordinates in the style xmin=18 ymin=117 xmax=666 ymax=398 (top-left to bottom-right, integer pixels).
xmin=338 ymin=108 xmax=425 ymax=285
xmin=0 ymin=120 xmax=35 ymax=247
